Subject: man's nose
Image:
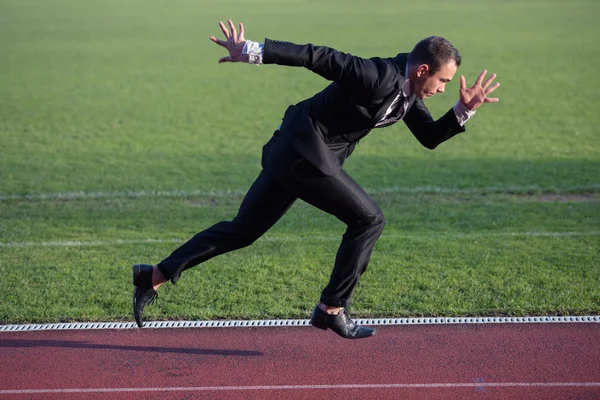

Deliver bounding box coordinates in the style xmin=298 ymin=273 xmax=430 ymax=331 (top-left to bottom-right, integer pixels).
xmin=438 ymin=85 xmax=445 ymax=93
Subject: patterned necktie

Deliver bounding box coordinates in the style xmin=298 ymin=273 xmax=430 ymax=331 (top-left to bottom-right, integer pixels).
xmin=375 ymin=94 xmax=409 ymax=128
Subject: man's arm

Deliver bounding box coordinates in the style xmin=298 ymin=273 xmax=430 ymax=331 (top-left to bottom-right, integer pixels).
xmin=261 ymin=39 xmax=392 ymax=90
xmin=403 ymin=99 xmax=466 ymax=150
xmin=405 ymin=70 xmax=500 ymax=149
xmin=209 ymin=19 xmax=393 ymax=91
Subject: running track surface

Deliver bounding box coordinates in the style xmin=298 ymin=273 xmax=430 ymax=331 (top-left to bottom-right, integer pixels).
xmin=1 ymin=323 xmax=599 ymax=399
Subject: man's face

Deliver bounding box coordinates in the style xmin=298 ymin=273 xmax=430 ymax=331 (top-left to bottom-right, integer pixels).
xmin=412 ymin=60 xmax=458 ymax=100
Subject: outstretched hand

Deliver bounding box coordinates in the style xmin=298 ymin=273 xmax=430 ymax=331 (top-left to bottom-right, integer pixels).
xmin=459 ymin=70 xmax=500 ymax=111
xmin=209 ymin=19 xmax=246 ymax=63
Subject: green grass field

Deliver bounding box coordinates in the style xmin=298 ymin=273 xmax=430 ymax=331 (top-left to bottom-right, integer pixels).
xmin=1 ymin=0 xmax=599 ymax=323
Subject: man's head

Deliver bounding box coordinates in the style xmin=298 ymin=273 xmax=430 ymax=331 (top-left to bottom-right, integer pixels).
xmin=407 ymin=36 xmax=461 ymax=99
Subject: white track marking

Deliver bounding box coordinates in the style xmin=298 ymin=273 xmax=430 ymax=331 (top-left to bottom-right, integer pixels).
xmin=1 ymin=382 xmax=600 ymax=394
xmin=0 ymin=238 xmax=182 ymax=248
xmin=1 ymin=316 xmax=598 ymax=332
xmin=1 ymin=231 xmax=599 ymax=248
xmin=1 ymin=183 xmax=599 ymax=201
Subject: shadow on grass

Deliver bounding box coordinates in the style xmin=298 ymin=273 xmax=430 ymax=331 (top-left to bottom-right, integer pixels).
xmin=0 ymin=339 xmax=262 ymax=357
xmin=2 ymin=154 xmax=599 ymax=197
xmin=344 ymin=156 xmax=600 ymax=191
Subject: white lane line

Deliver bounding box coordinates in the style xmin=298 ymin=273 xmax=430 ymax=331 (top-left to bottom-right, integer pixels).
xmin=1 ymin=316 xmax=598 ymax=332
xmin=0 ymin=238 xmax=182 ymax=248
xmin=2 ymin=183 xmax=599 ymax=201
xmin=2 ymin=382 xmax=600 ymax=394
xmin=1 ymin=231 xmax=599 ymax=248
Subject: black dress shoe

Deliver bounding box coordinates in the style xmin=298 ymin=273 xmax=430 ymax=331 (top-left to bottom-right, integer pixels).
xmin=309 ymin=305 xmax=376 ymax=339
xmin=132 ymin=264 xmax=158 ymax=328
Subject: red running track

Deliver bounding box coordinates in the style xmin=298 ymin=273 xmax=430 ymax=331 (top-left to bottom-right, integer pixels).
xmin=0 ymin=323 xmax=599 ymax=399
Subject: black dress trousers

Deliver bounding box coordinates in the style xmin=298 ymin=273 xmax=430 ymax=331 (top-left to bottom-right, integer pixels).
xmin=157 ymin=130 xmax=385 ymax=307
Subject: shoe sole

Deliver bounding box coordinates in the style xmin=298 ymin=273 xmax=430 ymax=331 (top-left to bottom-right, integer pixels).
xmin=132 ymin=265 xmax=143 ymax=328
xmin=132 ymin=286 xmax=143 ymax=328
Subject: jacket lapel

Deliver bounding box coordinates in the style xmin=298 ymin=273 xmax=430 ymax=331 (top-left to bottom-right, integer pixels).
xmin=371 ymin=53 xmax=410 ymax=125
xmin=396 ymin=54 xmax=417 ymax=112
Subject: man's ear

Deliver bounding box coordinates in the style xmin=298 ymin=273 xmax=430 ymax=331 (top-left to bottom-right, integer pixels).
xmin=416 ymin=64 xmax=429 ymax=77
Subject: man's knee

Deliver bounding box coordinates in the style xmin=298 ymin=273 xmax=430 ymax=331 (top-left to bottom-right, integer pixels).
xmin=353 ymin=208 xmax=385 ymax=233
xmin=370 ymin=210 xmax=386 ymax=233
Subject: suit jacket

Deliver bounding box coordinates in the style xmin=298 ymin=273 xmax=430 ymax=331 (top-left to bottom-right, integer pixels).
xmin=261 ymin=38 xmax=466 ymax=176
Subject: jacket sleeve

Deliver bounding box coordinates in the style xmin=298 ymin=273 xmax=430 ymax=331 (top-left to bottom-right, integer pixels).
xmin=263 ymin=38 xmax=393 ymax=92
xmin=403 ymin=98 xmax=466 ymax=150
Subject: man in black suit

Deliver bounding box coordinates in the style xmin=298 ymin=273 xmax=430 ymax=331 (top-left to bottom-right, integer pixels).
xmin=133 ymin=20 xmax=500 ymax=339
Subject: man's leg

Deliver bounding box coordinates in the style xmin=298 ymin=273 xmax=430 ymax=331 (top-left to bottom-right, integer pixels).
xmin=157 ymin=170 xmax=297 ymax=284
xmin=264 ymin=159 xmax=383 ymax=338
xmin=133 ymin=170 xmax=297 ymax=327
xmin=272 ymin=159 xmax=385 ymax=308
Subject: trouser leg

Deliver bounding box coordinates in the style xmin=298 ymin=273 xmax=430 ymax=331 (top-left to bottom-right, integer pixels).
xmin=271 ymin=158 xmax=386 ymax=308
xmin=157 ymin=170 xmax=297 ymax=284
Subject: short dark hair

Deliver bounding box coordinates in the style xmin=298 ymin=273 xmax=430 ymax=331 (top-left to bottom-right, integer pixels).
xmin=407 ymin=36 xmax=461 ymax=73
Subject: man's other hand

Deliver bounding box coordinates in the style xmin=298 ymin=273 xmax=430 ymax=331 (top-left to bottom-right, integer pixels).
xmin=459 ymin=70 xmax=500 ymax=111
xmin=209 ymin=19 xmax=246 ymax=63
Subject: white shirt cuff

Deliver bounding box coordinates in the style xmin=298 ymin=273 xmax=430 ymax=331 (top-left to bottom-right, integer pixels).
xmin=453 ymin=101 xmax=476 ymax=126
xmin=241 ymin=40 xmax=264 ymax=65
